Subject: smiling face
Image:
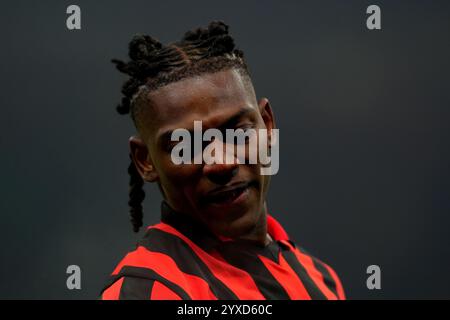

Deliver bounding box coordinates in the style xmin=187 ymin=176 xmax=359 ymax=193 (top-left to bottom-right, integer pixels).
xmin=130 ymin=68 xmax=275 ymax=240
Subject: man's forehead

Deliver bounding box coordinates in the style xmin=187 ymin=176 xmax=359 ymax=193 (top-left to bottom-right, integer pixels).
xmin=145 ymin=69 xmax=256 ymax=127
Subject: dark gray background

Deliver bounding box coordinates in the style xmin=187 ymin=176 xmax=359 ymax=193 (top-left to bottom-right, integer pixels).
xmin=1 ymin=0 xmax=449 ymax=299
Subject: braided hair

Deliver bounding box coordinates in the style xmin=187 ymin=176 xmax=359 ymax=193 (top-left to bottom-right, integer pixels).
xmin=112 ymin=21 xmax=250 ymax=232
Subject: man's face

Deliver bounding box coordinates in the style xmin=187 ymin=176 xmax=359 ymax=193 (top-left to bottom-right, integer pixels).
xmin=131 ymin=69 xmax=275 ymax=238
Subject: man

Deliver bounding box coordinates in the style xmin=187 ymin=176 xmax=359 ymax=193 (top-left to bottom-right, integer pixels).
xmin=101 ymin=21 xmax=345 ymax=300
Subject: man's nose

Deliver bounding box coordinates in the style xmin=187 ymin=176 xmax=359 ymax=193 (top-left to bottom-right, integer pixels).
xmin=202 ymin=140 xmax=240 ymax=185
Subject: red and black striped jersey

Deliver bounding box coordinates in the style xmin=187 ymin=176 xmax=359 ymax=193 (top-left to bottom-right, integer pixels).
xmin=101 ymin=201 xmax=345 ymax=300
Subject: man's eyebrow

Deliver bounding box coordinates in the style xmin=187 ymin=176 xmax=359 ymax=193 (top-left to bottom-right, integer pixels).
xmin=158 ymin=128 xmax=194 ymax=148
xmin=157 ymin=107 xmax=254 ymax=147
xmin=158 ymin=130 xmax=184 ymax=148
xmin=220 ymin=107 xmax=254 ymax=129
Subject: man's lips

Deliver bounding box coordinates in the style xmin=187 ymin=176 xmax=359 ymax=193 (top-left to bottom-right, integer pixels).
xmin=202 ymin=181 xmax=253 ymax=205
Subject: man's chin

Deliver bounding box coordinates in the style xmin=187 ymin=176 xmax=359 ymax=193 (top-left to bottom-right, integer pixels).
xmin=203 ymin=205 xmax=262 ymax=239
xmin=214 ymin=210 xmax=262 ymax=239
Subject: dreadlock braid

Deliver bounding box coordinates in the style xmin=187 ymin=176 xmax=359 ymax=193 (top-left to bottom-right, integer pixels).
xmin=127 ymin=154 xmax=145 ymax=233
xmin=112 ymin=21 xmax=250 ymax=232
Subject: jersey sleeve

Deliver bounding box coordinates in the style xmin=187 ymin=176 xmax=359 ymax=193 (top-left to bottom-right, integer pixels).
xmin=323 ymin=262 xmax=346 ymax=300
xmin=101 ymin=276 xmax=182 ymax=300
xmin=312 ymin=258 xmax=346 ymax=300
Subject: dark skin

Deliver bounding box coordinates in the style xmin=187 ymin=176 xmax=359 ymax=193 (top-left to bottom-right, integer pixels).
xmin=129 ymin=69 xmax=276 ymax=246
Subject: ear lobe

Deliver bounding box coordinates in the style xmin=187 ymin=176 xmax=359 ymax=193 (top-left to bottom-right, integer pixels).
xmin=129 ymin=136 xmax=159 ymax=182
xmin=143 ymin=165 xmax=159 ymax=182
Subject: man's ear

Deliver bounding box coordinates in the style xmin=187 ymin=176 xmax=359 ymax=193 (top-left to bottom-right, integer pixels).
xmin=129 ymin=136 xmax=159 ymax=182
xmin=258 ymin=97 xmax=276 ymax=145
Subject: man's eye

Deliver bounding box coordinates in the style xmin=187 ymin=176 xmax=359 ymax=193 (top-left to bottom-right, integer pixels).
xmin=228 ymin=125 xmax=253 ymax=145
xmin=237 ymin=126 xmax=254 ymax=143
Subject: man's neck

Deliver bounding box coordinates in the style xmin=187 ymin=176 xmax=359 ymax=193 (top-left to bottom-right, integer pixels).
xmin=233 ymin=205 xmax=271 ymax=246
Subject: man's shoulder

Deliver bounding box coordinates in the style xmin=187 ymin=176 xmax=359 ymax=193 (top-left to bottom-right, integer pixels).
xmin=100 ymin=274 xmax=186 ymax=300
xmin=288 ymin=242 xmax=346 ymax=300
xmin=100 ymin=223 xmax=194 ymax=299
